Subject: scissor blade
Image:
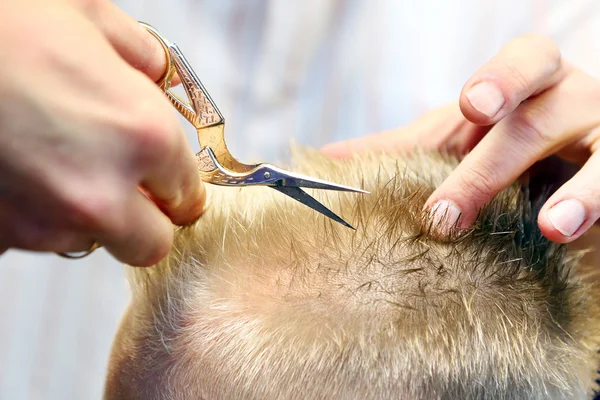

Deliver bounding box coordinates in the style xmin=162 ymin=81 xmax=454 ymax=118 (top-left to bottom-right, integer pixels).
xmin=270 ymin=186 xmax=355 ymax=229
xmin=265 ymin=165 xmax=369 ymax=194
xmin=283 ymin=177 xmax=369 ymax=193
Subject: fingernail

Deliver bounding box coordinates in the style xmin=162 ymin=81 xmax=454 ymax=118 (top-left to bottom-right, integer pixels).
xmin=548 ymin=199 xmax=586 ymax=237
xmin=429 ymin=200 xmax=461 ymax=232
xmin=466 ymin=82 xmax=505 ymax=118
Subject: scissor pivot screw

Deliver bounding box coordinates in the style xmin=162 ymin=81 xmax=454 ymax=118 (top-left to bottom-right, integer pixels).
xmin=263 ymin=172 xmax=271 ymax=179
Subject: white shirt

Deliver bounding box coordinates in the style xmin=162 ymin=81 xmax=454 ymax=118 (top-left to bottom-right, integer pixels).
xmin=0 ymin=1 xmax=598 ymax=398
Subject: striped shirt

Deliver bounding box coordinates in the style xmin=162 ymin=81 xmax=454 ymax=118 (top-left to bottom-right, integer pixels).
xmin=0 ymin=1 xmax=598 ymax=398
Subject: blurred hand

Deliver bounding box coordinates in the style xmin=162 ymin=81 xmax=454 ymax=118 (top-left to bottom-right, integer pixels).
xmin=0 ymin=0 xmax=205 ymax=266
xmin=323 ymin=34 xmax=600 ymax=244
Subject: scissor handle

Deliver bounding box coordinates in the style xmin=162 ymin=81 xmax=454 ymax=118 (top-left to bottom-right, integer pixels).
xmin=139 ymin=22 xmax=224 ymax=130
xmin=141 ymin=22 xmax=258 ymax=176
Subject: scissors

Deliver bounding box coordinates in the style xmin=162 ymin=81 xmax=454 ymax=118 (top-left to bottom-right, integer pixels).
xmin=59 ymin=22 xmax=366 ymax=259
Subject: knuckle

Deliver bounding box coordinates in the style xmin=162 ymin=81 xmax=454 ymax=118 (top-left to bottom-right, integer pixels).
xmin=127 ymin=101 xmax=179 ymax=163
xmin=456 ymin=162 xmax=499 ymax=205
xmin=494 ymin=58 xmax=531 ymax=96
xmin=511 ymin=105 xmax=554 ymax=147
xmin=496 ymin=34 xmax=562 ymax=97
xmin=62 ymin=186 xmax=123 ymax=232
xmin=519 ymin=34 xmax=561 ymax=66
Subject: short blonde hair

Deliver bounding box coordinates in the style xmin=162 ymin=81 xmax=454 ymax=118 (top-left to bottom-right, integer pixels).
xmin=105 ymin=149 xmax=600 ymax=400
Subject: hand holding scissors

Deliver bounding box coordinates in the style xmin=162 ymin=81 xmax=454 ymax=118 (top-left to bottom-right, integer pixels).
xmin=0 ymin=1 xmax=204 ymax=266
xmin=59 ymin=22 xmax=366 ymax=261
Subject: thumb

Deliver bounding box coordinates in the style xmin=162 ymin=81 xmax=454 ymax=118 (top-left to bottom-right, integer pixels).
xmin=538 ymin=152 xmax=600 ymax=243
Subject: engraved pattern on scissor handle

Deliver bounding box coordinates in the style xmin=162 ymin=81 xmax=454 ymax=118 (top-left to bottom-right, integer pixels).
xmin=167 ymin=47 xmax=223 ymax=129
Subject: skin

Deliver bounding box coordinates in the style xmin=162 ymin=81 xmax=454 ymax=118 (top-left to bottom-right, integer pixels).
xmin=323 ymin=34 xmax=600 ymax=244
xmin=0 ymin=0 xmax=205 ymax=266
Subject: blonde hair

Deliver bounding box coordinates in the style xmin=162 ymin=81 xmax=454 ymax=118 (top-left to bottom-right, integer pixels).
xmin=105 ymin=149 xmax=600 ymax=400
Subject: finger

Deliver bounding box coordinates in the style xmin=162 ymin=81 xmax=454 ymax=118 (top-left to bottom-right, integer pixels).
xmin=321 ymin=103 xmax=472 ymax=158
xmin=426 ymin=69 xmax=600 ymax=234
xmin=460 ymin=34 xmax=568 ymax=125
xmin=442 ymin=123 xmax=491 ymax=156
xmin=79 ymin=0 xmax=168 ymax=83
xmin=99 ymin=190 xmax=174 ymax=267
xmin=538 ymin=152 xmax=600 ymax=243
xmin=137 ymin=119 xmax=206 ymax=226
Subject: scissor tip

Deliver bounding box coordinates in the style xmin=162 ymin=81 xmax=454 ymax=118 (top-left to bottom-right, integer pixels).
xmin=343 ymin=186 xmax=369 ymax=194
xmin=339 ymin=220 xmax=356 ymax=230
xmin=343 ymin=187 xmax=369 ymax=194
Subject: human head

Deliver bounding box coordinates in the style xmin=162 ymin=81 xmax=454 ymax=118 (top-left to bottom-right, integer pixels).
xmin=104 ymin=149 xmax=600 ymax=399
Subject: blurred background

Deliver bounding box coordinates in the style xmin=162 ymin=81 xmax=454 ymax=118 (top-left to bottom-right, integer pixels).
xmin=0 ymin=0 xmax=598 ymax=399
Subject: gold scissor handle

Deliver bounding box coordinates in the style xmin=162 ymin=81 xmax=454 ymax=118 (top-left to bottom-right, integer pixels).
xmin=141 ymin=22 xmax=223 ymax=129
xmin=140 ymin=22 xmax=255 ymax=177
